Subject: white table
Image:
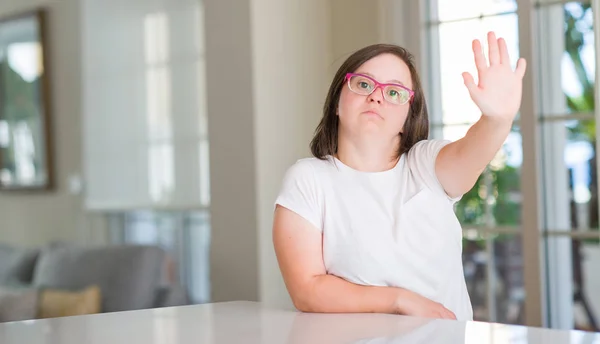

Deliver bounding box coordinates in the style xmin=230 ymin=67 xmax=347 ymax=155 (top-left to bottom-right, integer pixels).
xmin=0 ymin=301 xmax=598 ymax=343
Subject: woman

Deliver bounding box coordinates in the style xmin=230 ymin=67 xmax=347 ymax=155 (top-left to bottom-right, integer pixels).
xmin=272 ymin=32 xmax=526 ymax=321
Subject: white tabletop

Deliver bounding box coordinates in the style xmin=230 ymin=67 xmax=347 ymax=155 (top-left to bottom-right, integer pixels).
xmin=0 ymin=301 xmax=598 ymax=343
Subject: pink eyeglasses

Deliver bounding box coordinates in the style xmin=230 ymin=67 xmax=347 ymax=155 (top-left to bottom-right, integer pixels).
xmin=345 ymin=73 xmax=414 ymax=105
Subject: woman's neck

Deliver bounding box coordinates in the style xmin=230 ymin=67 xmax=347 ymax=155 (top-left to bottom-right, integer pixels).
xmin=336 ymin=135 xmax=400 ymax=172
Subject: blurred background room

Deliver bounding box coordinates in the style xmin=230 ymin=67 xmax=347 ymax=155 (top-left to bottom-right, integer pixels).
xmin=0 ymin=0 xmax=598 ymax=333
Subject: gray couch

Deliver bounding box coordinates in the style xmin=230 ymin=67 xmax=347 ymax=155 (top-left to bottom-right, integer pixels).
xmin=0 ymin=243 xmax=189 ymax=322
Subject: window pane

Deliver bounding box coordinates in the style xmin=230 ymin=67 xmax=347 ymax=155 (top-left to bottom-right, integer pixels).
xmin=545 ymin=236 xmax=600 ymax=331
xmin=433 ymin=0 xmax=517 ymax=22
xmin=110 ymin=210 xmax=212 ymax=304
xmin=463 ymin=233 xmax=525 ymax=324
xmin=492 ymin=234 xmax=525 ymax=325
xmin=432 ymin=13 xmax=520 ymax=125
xmin=541 ymin=120 xmax=598 ymax=232
xmin=124 ymin=211 xmax=177 ymax=248
xmin=463 ymin=235 xmax=488 ymax=320
xmin=537 ymin=2 xmax=595 ymax=115
xmin=185 ymin=211 xmax=212 ymax=303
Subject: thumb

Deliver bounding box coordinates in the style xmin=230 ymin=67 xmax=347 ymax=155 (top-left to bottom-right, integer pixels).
xmin=515 ymin=58 xmax=527 ymax=78
xmin=462 ymin=72 xmax=480 ymax=100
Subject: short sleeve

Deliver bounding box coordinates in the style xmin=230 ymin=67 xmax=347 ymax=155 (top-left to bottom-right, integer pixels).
xmin=274 ymin=160 xmax=323 ymax=232
xmin=406 ymin=139 xmax=462 ymax=203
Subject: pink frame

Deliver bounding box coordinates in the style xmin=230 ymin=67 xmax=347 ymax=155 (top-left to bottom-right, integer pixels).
xmin=345 ymin=73 xmax=414 ymax=104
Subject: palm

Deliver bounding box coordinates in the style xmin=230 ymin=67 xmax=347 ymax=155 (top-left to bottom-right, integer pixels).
xmin=463 ymin=32 xmax=527 ymax=122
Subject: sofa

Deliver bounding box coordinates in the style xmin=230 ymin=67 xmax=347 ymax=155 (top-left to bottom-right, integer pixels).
xmin=0 ymin=242 xmax=189 ymax=322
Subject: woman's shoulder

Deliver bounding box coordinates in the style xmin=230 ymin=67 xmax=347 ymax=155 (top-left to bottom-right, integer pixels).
xmin=408 ymin=138 xmax=452 ymax=154
xmin=285 ymin=156 xmax=335 ymax=176
xmin=404 ymin=139 xmax=452 ymax=163
xmin=404 ymin=138 xmax=461 ymax=203
xmin=276 ymin=157 xmax=328 ymax=231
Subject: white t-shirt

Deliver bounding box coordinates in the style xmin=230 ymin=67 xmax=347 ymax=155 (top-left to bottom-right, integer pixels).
xmin=275 ymin=139 xmax=473 ymax=321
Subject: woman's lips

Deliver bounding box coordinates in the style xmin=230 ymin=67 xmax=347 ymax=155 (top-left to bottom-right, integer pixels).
xmin=363 ymin=110 xmax=382 ymax=118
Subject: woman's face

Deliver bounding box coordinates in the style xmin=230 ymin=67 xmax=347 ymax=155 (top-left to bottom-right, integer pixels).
xmin=337 ymin=53 xmax=413 ymax=141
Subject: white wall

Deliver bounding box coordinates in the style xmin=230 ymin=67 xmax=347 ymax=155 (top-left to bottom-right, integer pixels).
xmin=330 ymin=0 xmax=384 ymax=67
xmin=0 ymin=0 xmax=107 ymax=248
xmin=204 ymin=0 xmax=260 ymax=303
xmin=251 ymin=0 xmax=333 ymax=309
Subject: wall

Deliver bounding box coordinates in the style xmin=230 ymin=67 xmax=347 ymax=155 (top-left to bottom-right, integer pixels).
xmin=0 ymin=0 xmax=107 ymax=248
xmin=251 ymin=0 xmax=333 ymax=309
xmin=204 ymin=0 xmax=260 ymax=303
xmin=330 ymin=0 xmax=384 ymax=69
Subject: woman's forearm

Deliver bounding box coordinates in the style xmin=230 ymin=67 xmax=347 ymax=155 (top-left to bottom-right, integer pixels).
xmin=458 ymin=115 xmax=512 ymax=173
xmin=436 ymin=115 xmax=512 ymax=197
xmin=293 ymin=274 xmax=402 ymax=314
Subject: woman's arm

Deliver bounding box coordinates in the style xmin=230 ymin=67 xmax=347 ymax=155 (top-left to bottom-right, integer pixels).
xmin=436 ymin=31 xmax=527 ymax=198
xmin=273 ymin=205 xmax=456 ymax=319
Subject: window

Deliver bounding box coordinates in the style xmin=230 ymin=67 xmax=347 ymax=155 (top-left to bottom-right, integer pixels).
xmin=536 ymin=1 xmax=600 ymax=331
xmin=420 ymin=0 xmax=600 ymax=330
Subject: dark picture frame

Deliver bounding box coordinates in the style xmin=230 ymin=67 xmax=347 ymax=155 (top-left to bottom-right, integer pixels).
xmin=0 ymin=9 xmax=53 ymax=191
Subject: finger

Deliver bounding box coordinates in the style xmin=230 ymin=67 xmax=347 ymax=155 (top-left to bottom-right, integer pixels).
xmin=498 ymin=37 xmax=510 ymax=65
xmin=472 ymin=39 xmax=487 ymax=74
xmin=440 ymin=308 xmax=455 ymax=320
xmin=462 ymin=72 xmax=476 ymax=89
xmin=515 ymin=57 xmax=527 ymax=78
xmin=488 ymin=31 xmax=500 ymax=65
xmin=462 ymin=72 xmax=480 ymax=100
xmin=431 ymin=310 xmax=445 ymax=319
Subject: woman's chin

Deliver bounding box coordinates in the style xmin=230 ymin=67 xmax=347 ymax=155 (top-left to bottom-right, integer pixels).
xmin=356 ymin=124 xmax=392 ymax=138
xmin=359 ymin=117 xmax=387 ymax=131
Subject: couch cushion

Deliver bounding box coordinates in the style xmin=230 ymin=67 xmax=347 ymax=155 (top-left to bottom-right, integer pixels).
xmin=32 ymin=244 xmax=165 ymax=313
xmin=0 ymin=286 xmax=39 ymax=323
xmin=0 ymin=245 xmax=39 ymax=285
xmin=38 ymin=285 xmax=102 ymax=319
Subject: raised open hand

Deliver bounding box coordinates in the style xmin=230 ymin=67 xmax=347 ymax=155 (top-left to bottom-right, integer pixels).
xmin=462 ymin=31 xmax=527 ymax=123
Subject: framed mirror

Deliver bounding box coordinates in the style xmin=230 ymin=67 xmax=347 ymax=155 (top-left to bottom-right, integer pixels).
xmin=0 ymin=9 xmax=53 ymax=191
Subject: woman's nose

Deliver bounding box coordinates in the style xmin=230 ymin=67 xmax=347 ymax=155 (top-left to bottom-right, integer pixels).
xmin=368 ymin=86 xmax=384 ymax=104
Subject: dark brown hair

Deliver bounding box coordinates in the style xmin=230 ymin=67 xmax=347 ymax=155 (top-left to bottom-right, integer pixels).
xmin=310 ymin=44 xmax=429 ymax=160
